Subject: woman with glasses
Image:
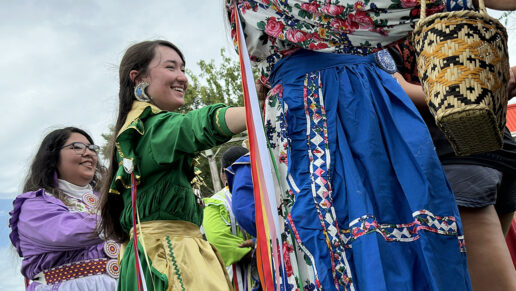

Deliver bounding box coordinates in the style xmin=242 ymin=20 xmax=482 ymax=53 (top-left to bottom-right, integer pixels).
xmin=9 ymin=127 xmax=119 ymax=291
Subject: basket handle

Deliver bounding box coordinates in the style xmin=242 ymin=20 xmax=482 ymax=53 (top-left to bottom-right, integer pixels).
xmin=420 ymin=0 xmax=486 ymax=19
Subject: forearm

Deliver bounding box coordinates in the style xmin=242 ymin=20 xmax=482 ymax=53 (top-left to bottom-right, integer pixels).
xmin=393 ymin=73 xmax=428 ymax=111
xmin=225 ymin=107 xmax=246 ymax=134
xmin=475 ymin=0 xmax=516 ymax=10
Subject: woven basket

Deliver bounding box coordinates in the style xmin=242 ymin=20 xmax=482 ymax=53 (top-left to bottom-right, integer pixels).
xmin=412 ymin=0 xmax=510 ymax=156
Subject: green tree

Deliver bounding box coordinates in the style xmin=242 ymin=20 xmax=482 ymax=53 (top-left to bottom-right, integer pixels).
xmin=178 ymin=48 xmax=245 ymax=113
xmin=180 ymin=48 xmax=253 ymax=196
xmin=100 ymin=124 xmax=115 ymax=160
xmin=101 ymin=48 xmax=256 ymax=196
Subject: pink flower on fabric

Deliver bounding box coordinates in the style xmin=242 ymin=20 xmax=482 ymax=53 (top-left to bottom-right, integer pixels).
xmin=300 ymin=3 xmax=320 ymax=14
xmin=330 ymin=18 xmax=346 ymax=31
xmin=401 ymin=0 xmax=418 ymax=8
xmin=265 ymin=17 xmax=285 ymax=37
xmin=354 ymin=1 xmax=365 ymax=11
xmin=286 ymin=28 xmax=308 ymax=43
xmin=270 ymin=83 xmax=282 ymax=95
xmin=260 ymin=75 xmax=269 ymax=86
xmin=242 ymin=1 xmax=252 ymax=13
xmin=349 ymin=10 xmax=374 ymax=29
xmin=310 ymin=32 xmax=323 ymax=42
xmin=282 ymin=241 xmax=294 ymax=276
xmin=308 ymin=42 xmax=329 ymax=50
xmin=321 ymin=4 xmax=344 ymax=16
xmin=279 ymin=153 xmax=288 ymax=164
xmin=330 ymin=18 xmax=358 ymax=33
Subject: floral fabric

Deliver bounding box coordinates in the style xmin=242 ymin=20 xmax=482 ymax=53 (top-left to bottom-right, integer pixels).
xmin=227 ymin=0 xmax=473 ymax=84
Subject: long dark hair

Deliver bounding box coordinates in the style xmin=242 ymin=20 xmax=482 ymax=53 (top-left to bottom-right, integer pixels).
xmin=99 ymin=40 xmax=185 ymax=242
xmin=23 ymin=127 xmax=99 ymax=201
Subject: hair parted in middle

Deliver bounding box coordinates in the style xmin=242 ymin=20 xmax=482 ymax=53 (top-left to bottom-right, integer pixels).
xmin=99 ymin=40 xmax=185 ymax=242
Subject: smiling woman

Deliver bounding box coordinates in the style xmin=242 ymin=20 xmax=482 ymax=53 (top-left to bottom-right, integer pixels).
xmin=8 ymin=127 xmax=119 ymax=291
xmin=98 ymin=40 xmax=246 ymax=291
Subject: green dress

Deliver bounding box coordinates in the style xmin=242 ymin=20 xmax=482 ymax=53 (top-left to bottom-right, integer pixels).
xmin=110 ymin=101 xmax=234 ymax=291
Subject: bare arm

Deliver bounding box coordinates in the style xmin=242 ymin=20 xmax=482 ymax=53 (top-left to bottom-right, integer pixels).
xmin=225 ymin=107 xmax=247 ymax=134
xmin=474 ymin=0 xmax=516 ymax=10
xmin=393 ymin=73 xmax=428 ymax=111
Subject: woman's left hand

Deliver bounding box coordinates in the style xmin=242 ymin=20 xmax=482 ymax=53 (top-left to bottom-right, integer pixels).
xmin=238 ymin=239 xmax=255 ymax=248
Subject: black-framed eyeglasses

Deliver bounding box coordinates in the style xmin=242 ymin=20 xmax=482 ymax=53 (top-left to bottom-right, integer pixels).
xmin=60 ymin=142 xmax=100 ymax=155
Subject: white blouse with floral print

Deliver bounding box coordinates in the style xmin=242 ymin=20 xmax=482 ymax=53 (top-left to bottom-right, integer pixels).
xmin=227 ymin=0 xmax=474 ymax=83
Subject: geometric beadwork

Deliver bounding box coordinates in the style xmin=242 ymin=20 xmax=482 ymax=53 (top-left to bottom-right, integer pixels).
xmin=106 ymin=259 xmax=120 ymax=279
xmin=44 ymin=258 xmax=113 ymax=284
xmin=103 ymin=240 xmax=120 ymax=259
xmin=342 ymin=209 xmax=462 ymax=248
xmin=303 ymin=72 xmax=354 ymax=289
xmin=82 ymin=193 xmax=98 ymax=209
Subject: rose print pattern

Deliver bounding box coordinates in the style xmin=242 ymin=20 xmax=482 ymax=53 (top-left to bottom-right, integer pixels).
xmin=228 ymin=0 xmax=473 ymax=84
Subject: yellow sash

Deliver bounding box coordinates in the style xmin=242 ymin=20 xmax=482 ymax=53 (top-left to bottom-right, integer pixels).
xmin=122 ymin=220 xmax=232 ymax=291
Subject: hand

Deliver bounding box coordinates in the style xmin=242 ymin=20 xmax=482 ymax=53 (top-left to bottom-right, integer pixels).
xmin=238 ymin=239 xmax=255 ymax=264
xmin=238 ymin=239 xmax=255 ymax=248
xmin=256 ymin=79 xmax=269 ymax=112
xmin=508 ymin=66 xmax=516 ymax=98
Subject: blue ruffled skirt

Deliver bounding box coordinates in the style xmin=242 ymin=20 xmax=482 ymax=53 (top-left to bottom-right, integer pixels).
xmin=265 ymin=50 xmax=471 ymax=291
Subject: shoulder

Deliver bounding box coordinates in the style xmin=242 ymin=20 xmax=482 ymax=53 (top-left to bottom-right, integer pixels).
xmin=234 ymin=154 xmax=250 ymax=165
xmin=9 ymin=189 xmax=65 ymax=255
xmin=227 ymin=154 xmax=251 ymax=174
xmin=203 ymin=188 xmax=229 ymax=207
xmin=13 ymin=189 xmax=65 ymax=210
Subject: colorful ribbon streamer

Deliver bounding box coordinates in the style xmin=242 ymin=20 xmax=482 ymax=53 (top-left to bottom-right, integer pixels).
xmin=233 ymin=4 xmax=286 ymax=290
xmin=131 ymin=173 xmax=147 ymax=291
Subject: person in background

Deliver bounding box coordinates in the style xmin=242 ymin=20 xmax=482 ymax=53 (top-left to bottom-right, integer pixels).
xmin=389 ymin=37 xmax=516 ymax=291
xmin=9 ymin=127 xmax=119 ymax=291
xmin=203 ymin=146 xmax=259 ymax=290
xmin=98 ymin=40 xmax=246 ymax=291
xmin=225 ymin=151 xmax=255 ymax=239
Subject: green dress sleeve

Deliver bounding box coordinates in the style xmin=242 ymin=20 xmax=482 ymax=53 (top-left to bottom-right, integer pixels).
xmin=202 ymin=199 xmax=251 ymax=266
xmin=146 ymin=103 xmax=233 ymax=165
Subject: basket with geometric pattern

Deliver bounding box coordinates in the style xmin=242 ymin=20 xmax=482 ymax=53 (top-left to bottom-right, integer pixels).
xmin=412 ymin=0 xmax=510 ymax=156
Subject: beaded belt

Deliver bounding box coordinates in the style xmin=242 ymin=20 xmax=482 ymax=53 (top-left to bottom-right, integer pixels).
xmin=34 ymin=241 xmax=120 ymax=285
xmin=42 ymin=258 xmax=119 ymax=284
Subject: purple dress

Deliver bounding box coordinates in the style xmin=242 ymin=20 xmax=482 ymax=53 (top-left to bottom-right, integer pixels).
xmin=9 ymin=180 xmax=118 ymax=291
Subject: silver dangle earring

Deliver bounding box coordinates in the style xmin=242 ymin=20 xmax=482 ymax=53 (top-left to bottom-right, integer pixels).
xmin=134 ymin=81 xmax=151 ymax=102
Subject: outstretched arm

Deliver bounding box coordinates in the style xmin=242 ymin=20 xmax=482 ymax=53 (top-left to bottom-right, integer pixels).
xmin=225 ymin=107 xmax=246 ymax=134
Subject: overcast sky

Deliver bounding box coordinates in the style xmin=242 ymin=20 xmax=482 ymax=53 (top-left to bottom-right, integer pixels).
xmin=0 ymin=1 xmax=235 ymax=199
xmin=0 ymin=2 xmax=515 ymax=289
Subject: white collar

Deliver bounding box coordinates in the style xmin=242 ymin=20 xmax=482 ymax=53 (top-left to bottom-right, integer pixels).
xmin=57 ymin=179 xmax=93 ymax=200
